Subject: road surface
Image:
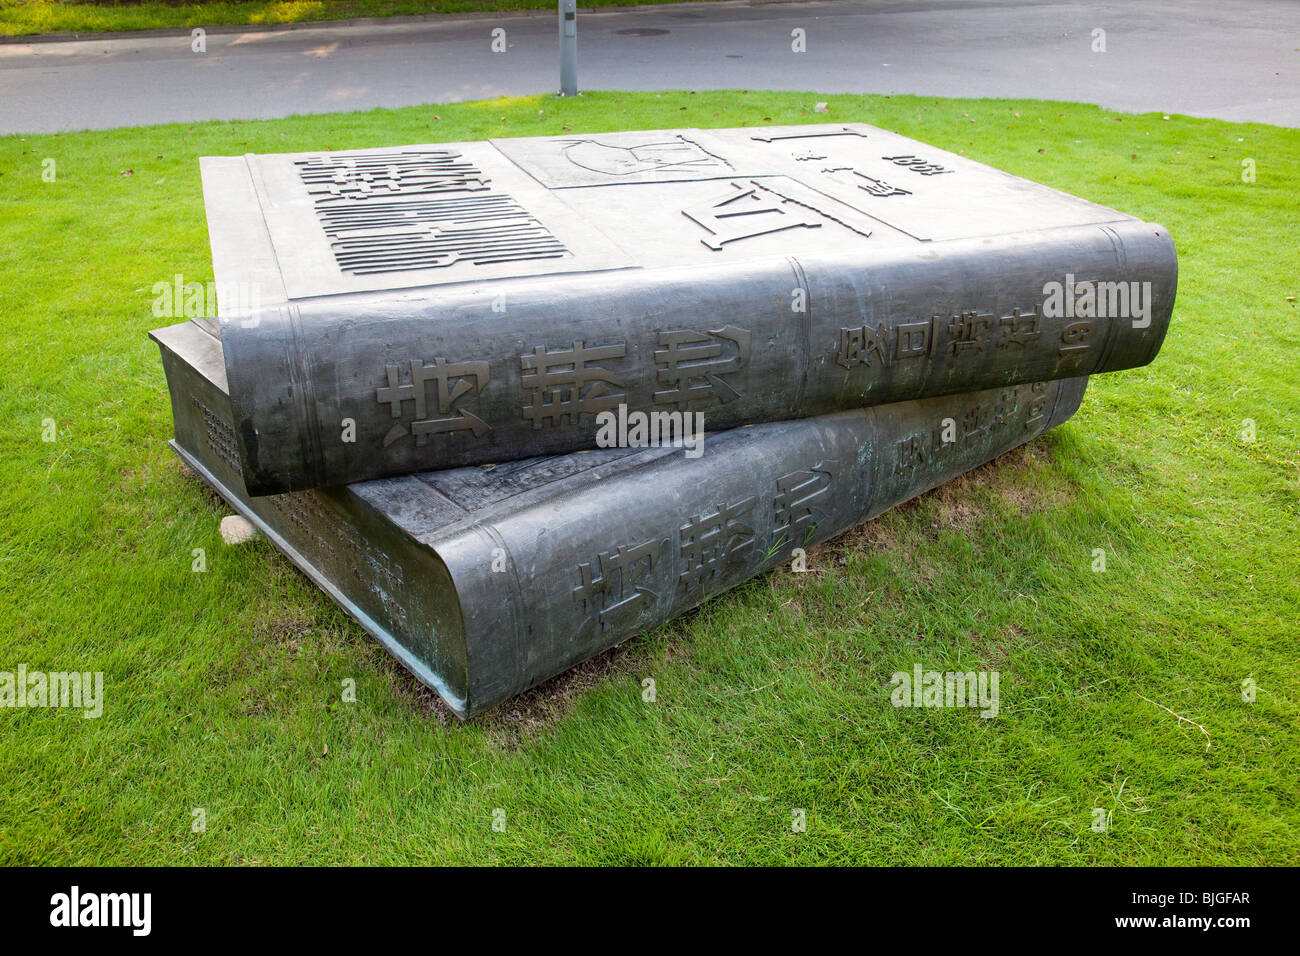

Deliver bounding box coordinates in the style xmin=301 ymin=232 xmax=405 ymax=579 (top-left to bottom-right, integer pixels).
xmin=0 ymin=0 xmax=1295 ymax=134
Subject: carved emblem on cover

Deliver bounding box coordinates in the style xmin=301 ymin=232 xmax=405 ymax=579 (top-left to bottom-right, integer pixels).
xmin=561 ymin=135 xmax=732 ymax=177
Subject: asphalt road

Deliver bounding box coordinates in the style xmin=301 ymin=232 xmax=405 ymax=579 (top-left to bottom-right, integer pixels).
xmin=0 ymin=0 xmax=1295 ymax=135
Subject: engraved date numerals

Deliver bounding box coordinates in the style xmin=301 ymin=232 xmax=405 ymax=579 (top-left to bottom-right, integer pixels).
xmin=881 ymin=154 xmax=954 ymax=176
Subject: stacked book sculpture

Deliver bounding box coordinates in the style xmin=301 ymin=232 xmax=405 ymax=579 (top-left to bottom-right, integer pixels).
xmin=152 ymin=123 xmax=1176 ymax=717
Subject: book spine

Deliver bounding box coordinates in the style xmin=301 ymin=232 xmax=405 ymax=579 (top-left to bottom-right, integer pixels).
xmin=440 ymin=376 xmax=1087 ymax=714
xmin=153 ymin=322 xmax=476 ymax=713
xmin=221 ymin=220 xmax=1160 ymax=495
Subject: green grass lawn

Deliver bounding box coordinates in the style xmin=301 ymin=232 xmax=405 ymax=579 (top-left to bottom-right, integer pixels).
xmin=0 ymin=92 xmax=1296 ymax=865
xmin=0 ymin=0 xmax=718 ymax=38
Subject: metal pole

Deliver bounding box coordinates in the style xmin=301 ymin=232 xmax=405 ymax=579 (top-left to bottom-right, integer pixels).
xmin=559 ymin=0 xmax=578 ymax=96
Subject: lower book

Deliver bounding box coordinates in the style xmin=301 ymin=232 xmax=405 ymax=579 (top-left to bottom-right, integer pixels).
xmin=152 ymin=319 xmax=1088 ymax=718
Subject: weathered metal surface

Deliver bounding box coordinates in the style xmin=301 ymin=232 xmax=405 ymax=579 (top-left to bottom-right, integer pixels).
xmin=153 ymin=319 xmax=1088 ymax=718
xmin=200 ymin=123 xmax=1175 ymax=495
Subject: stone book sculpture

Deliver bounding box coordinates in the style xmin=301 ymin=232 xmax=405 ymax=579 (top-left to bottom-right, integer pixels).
xmin=199 ymin=123 xmax=1176 ymax=495
xmin=152 ymin=319 xmax=1087 ymax=718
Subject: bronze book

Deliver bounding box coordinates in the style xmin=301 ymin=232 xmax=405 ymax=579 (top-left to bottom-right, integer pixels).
xmin=193 ymin=123 xmax=1175 ymax=495
xmin=153 ymin=319 xmax=1088 ymax=717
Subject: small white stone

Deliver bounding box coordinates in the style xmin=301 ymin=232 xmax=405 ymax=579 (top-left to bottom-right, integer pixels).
xmin=220 ymin=514 xmax=259 ymax=545
xmin=814 ymin=102 xmax=829 ymax=114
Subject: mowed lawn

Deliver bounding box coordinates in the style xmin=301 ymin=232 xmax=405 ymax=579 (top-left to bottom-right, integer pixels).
xmin=0 ymin=92 xmax=1296 ymax=865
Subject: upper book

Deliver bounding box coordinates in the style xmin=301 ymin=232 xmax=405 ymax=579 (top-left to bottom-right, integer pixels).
xmin=194 ymin=122 xmax=1177 ymax=495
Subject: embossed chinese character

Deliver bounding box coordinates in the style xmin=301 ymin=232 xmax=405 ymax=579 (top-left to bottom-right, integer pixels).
xmin=998 ymin=307 xmax=1041 ymax=349
xmin=573 ymin=539 xmax=663 ymax=640
xmin=853 ymin=173 xmax=911 ymax=198
xmin=819 ymin=166 xmax=911 ymax=198
xmin=895 ymin=433 xmax=929 ymax=473
xmin=682 ymin=180 xmax=824 ymax=250
xmin=836 ymin=323 xmax=888 ymax=369
xmin=962 ymin=401 xmax=988 ymax=441
xmin=990 ymin=389 xmax=1019 ymax=429
xmin=678 ymin=497 xmax=757 ymax=593
xmin=377 ymin=357 xmax=491 ymax=447
xmin=896 ymin=320 xmax=934 ymax=360
xmin=946 ymin=311 xmax=994 ymax=357
xmin=654 ymin=326 xmax=751 ymax=408
xmin=773 ymin=461 xmax=837 ymax=550
xmin=520 ymin=340 xmax=626 ymax=428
